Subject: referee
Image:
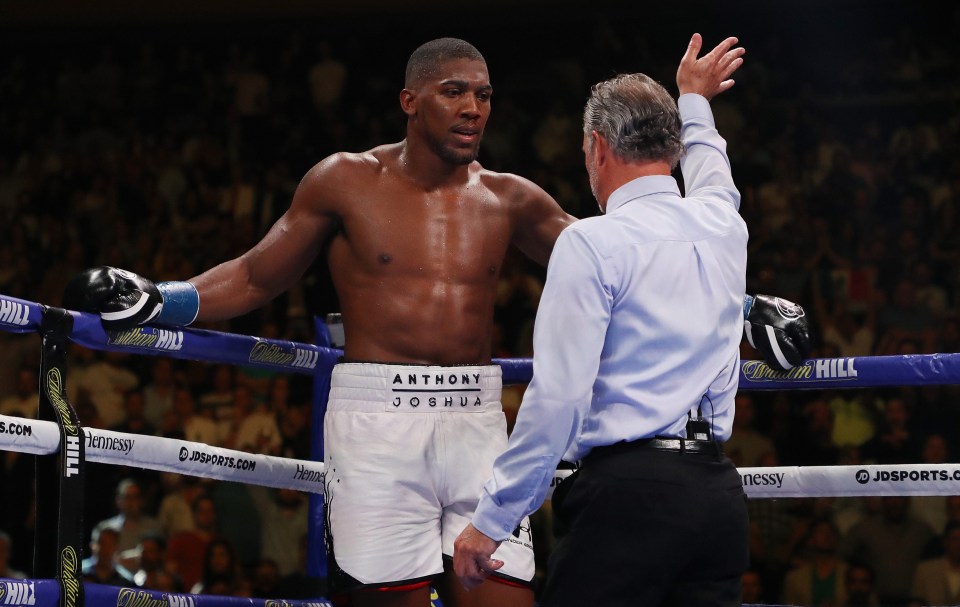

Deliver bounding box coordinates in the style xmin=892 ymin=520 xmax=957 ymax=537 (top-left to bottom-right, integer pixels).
xmin=454 ymin=34 xmax=751 ymax=606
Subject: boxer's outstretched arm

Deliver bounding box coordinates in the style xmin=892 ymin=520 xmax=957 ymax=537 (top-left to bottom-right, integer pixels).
xmin=190 ymin=161 xmax=341 ymax=322
xmin=509 ymin=175 xmax=577 ymax=266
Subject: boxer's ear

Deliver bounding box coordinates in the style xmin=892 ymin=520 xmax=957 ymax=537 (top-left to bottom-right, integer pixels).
xmin=400 ymin=88 xmax=417 ymax=116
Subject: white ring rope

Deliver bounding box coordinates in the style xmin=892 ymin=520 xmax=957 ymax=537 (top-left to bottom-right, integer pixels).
xmin=0 ymin=414 xmax=325 ymax=494
xmin=5 ymin=413 xmax=960 ymax=500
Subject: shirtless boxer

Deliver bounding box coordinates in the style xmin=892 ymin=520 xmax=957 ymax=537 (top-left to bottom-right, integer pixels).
xmin=65 ymin=38 xmax=810 ymax=607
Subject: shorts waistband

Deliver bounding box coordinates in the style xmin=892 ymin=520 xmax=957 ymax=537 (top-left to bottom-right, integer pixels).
xmin=329 ymin=362 xmax=502 ymax=413
xmin=585 ymin=436 xmax=723 ymax=461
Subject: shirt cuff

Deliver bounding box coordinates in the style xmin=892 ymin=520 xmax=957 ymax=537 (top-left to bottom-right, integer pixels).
xmin=472 ymin=491 xmax=521 ymax=542
xmin=678 ymin=93 xmax=714 ymax=127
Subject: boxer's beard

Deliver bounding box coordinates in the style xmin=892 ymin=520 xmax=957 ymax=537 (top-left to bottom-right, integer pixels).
xmin=429 ymin=132 xmax=480 ymax=165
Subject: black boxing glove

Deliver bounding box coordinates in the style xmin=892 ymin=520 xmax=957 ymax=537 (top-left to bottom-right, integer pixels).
xmin=742 ymin=294 xmax=812 ymax=371
xmin=64 ymin=266 xmax=199 ymax=331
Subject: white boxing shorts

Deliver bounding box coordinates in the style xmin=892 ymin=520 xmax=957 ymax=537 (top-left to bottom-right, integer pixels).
xmin=323 ymin=362 xmax=535 ymax=588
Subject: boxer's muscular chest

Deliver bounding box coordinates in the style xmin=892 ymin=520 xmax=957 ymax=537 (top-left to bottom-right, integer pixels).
xmin=327 ymin=177 xmax=514 ymax=285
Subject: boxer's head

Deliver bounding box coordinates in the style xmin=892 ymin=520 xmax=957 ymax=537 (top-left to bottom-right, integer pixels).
xmin=401 ymin=38 xmax=491 ymax=165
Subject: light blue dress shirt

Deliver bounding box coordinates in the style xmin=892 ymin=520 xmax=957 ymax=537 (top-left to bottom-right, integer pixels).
xmin=473 ymin=93 xmax=748 ymax=541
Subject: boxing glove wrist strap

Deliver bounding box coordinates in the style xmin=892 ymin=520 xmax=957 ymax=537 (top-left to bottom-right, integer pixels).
xmin=742 ymin=294 xmax=754 ymax=320
xmin=156 ymin=281 xmax=200 ymax=326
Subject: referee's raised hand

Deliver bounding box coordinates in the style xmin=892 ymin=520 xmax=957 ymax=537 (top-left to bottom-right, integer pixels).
xmin=677 ymin=33 xmax=746 ymax=100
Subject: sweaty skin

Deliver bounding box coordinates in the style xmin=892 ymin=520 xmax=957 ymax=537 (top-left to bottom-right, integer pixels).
xmin=326 ymin=149 xmax=566 ymax=364
xmin=189 ymin=58 xmax=573 ymax=365
xmin=186 ymin=58 xmax=569 ymax=607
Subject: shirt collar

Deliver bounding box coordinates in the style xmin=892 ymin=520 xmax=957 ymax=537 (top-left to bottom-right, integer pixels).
xmin=605 ymin=175 xmax=681 ymax=214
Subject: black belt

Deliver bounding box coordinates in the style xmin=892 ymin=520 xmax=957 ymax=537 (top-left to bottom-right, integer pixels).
xmin=586 ymin=436 xmax=723 ymax=461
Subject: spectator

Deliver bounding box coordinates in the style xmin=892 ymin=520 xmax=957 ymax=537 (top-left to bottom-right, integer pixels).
xmin=142 ymin=358 xmax=177 ymax=429
xmin=264 ymin=374 xmax=293 ymax=414
xmin=278 ymin=402 xmax=311 ymax=460
xmin=724 ymin=393 xmax=777 ymax=467
xmin=250 ymin=558 xmax=283 ymax=599
xmin=840 ymin=496 xmax=938 ymax=605
xmin=234 ymin=389 xmax=282 ymax=455
xmin=93 ymin=478 xmax=162 ymax=554
xmin=820 ymin=309 xmax=876 ymax=358
xmin=307 ymin=39 xmax=347 ymax=111
xmin=909 ymin=436 xmax=953 ymax=535
xmin=747 ymin=493 xmax=803 ymax=601
xmin=911 ymin=522 xmax=960 ymax=606
xmin=110 ymin=388 xmax=156 ymax=436
xmin=198 ymin=364 xmax=235 ymax=423
xmin=218 ymin=385 xmax=256 ymax=449
xmin=247 ymin=486 xmax=308 ymax=577
xmin=0 ymin=367 xmax=38 ymax=418
xmin=156 ymin=473 xmax=205 ymax=536
xmin=932 ymin=317 xmax=960 ymax=364
xmin=875 ymin=279 xmax=937 ymax=355
xmin=167 ymin=494 xmax=219 ymax=592
xmin=843 ymin=562 xmax=881 ymax=607
xmin=741 ymin=568 xmax=766 ymax=605
xmin=157 ymin=407 xmax=186 ymax=440
xmin=276 ymin=533 xmax=326 ymax=600
xmin=210 ymin=480 xmax=261 ymax=568
xmin=945 ymin=496 xmax=960 ymax=534
xmin=912 ymin=260 xmax=949 ymax=319
xmin=860 ymin=396 xmax=922 ymax=464
xmin=175 ymin=387 xmax=220 ymax=446
xmin=82 ymin=526 xmax=136 ymax=585
xmin=781 ymin=518 xmax=849 ymax=607
xmin=120 ymin=532 xmax=183 ymax=592
xmin=797 ymin=394 xmax=842 ymax=466
xmin=0 ymin=334 xmax=38 ymax=404
xmin=190 ymin=538 xmax=249 ymax=597
xmin=828 ymin=389 xmax=878 ymax=451
xmin=68 ymin=351 xmax=139 ymax=428
xmin=0 ymin=530 xmax=27 ymax=579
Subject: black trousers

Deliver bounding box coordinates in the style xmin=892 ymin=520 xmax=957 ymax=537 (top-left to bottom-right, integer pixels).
xmin=540 ymin=443 xmax=749 ymax=607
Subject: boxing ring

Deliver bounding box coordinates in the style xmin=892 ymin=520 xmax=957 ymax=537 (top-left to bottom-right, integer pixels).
xmin=3 ymin=291 xmax=960 ymax=607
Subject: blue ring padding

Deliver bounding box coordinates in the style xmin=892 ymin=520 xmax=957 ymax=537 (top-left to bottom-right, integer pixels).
xmin=67 ymin=306 xmax=342 ymax=377
xmin=737 ymin=353 xmax=960 ymax=391
xmin=5 ymin=293 xmax=960 ymax=391
xmin=498 ymin=353 xmax=960 ymax=390
xmin=0 ymin=579 xmax=333 ymax=607
xmin=0 ymin=578 xmax=812 ymax=607
xmin=494 ymin=357 xmax=534 ymax=385
xmin=0 ymin=293 xmax=41 ymax=334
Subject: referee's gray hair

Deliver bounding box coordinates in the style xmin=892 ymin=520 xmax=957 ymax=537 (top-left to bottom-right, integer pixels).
xmin=583 ymin=73 xmax=683 ymax=168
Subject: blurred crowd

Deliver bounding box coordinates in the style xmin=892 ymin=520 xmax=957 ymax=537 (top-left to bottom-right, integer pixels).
xmin=2 ymin=4 xmax=960 ymax=605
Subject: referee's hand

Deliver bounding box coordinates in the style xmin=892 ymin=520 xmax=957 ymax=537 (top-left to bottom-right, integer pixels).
xmin=453 ymin=523 xmax=504 ymax=590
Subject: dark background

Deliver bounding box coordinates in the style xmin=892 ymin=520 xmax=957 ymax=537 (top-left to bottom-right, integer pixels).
xmin=1 ymin=1 xmax=960 ymax=604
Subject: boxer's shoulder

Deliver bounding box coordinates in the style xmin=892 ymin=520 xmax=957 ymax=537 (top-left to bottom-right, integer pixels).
xmin=292 ymin=148 xmax=397 ymax=216
xmin=478 ymin=168 xmax=541 ymax=198
xmin=307 ymin=147 xmax=391 ymax=181
xmin=477 ymin=169 xmax=565 ymax=222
